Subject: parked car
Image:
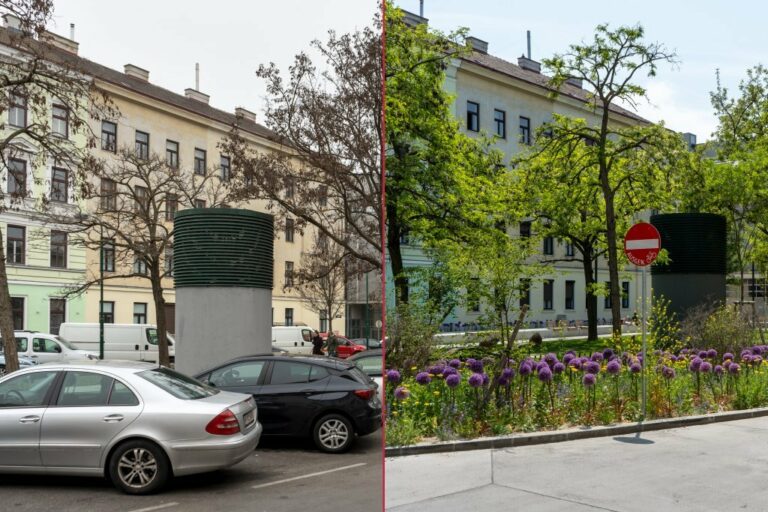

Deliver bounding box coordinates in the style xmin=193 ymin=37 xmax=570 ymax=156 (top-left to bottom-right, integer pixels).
xmin=347 ymin=349 xmax=383 ymax=402
xmin=59 ymin=323 xmax=174 ymax=363
xmin=0 ymin=352 xmax=38 ymax=376
xmin=0 ymin=361 xmax=261 ymax=494
xmin=349 ymin=337 xmax=383 ymax=350
xmin=195 ymin=354 xmax=381 ymax=453
xmin=319 ymin=333 xmax=367 ymax=359
xmin=271 ymin=326 xmax=315 ymax=354
xmin=3 ymin=331 xmax=97 ymax=365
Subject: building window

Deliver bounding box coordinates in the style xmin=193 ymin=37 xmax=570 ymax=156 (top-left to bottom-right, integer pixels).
xmin=604 ymin=281 xmax=612 ymax=309
xmin=467 ymin=101 xmax=479 ymax=132
xmin=100 ymin=301 xmax=114 ymax=324
xmin=11 ymin=297 xmax=24 ymax=330
xmin=133 ymin=252 xmax=147 ymax=275
xmin=285 ymin=308 xmax=294 ymax=327
xmin=165 ymin=193 xmax=178 ymax=221
xmin=220 ymin=155 xmax=231 ymax=181
xmin=285 ymin=261 xmax=294 ymax=287
xmin=565 ymin=280 xmax=575 ymax=310
xmin=519 ymin=116 xmax=531 ymax=145
xmin=135 ymin=131 xmax=149 ymax=160
xmin=319 ymin=310 xmax=328 ymax=333
xmin=51 ymin=167 xmax=68 ymax=203
xmin=52 ymin=104 xmax=69 ymax=138
xmin=285 ymin=218 xmax=294 ymax=243
xmin=133 ymin=303 xmax=147 ymax=324
xmin=467 ymin=278 xmax=481 ymax=312
xmin=285 ymin=177 xmax=295 ymax=199
xmin=519 ymin=221 xmax=531 ymax=238
xmin=101 ymin=178 xmax=117 ymax=210
xmin=165 ymin=245 xmax=174 ymax=277
xmin=543 ymin=236 xmax=554 ymax=255
xmin=8 ymin=158 xmax=26 ymax=196
xmin=318 ymin=185 xmax=328 ymax=206
xmin=9 ymin=93 xmax=27 ymax=128
xmin=194 ymin=148 xmax=206 ymax=175
xmin=565 ymin=241 xmax=574 ymax=257
xmin=494 ymin=109 xmax=506 ymax=138
xmin=135 ymin=185 xmax=148 ymax=212
xmin=7 ymin=225 xmax=25 ymax=265
xmin=622 ymin=281 xmax=630 ymax=309
xmin=50 ymin=231 xmax=67 ymax=268
xmin=102 ymin=240 xmax=115 ymax=272
xmin=49 ymin=298 xmax=65 ymax=335
xmin=101 ymin=121 xmax=117 ymax=152
xmin=166 ymin=140 xmax=179 ymax=168
xmin=194 ymin=198 xmax=206 ymax=209
xmin=519 ymin=279 xmax=531 ymax=309
xmin=543 ymin=279 xmax=554 ymax=310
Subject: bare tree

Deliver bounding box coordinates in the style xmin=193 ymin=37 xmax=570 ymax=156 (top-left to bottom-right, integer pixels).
xmin=220 ymin=15 xmax=382 ymax=270
xmin=51 ymin=148 xmax=231 ymax=367
xmin=0 ymin=1 xmax=115 ymax=372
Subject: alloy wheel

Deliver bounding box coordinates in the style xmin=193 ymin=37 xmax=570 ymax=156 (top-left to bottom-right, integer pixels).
xmin=318 ymin=418 xmax=350 ymax=450
xmin=117 ymin=448 xmax=158 ymax=489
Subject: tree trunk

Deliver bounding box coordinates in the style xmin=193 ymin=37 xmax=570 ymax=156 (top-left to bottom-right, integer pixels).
xmin=150 ymin=265 xmax=169 ymax=367
xmin=0 ymin=227 xmax=18 ymax=373
xmin=386 ymin=198 xmax=409 ymax=304
xmin=581 ymin=245 xmax=598 ymax=341
xmin=601 ymin=178 xmax=622 ymax=335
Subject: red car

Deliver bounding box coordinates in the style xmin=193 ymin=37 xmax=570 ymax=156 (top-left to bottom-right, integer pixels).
xmin=320 ymin=333 xmax=367 ymax=359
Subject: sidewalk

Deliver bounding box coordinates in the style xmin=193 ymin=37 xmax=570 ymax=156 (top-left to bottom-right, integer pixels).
xmin=385 ymin=415 xmax=768 ymax=511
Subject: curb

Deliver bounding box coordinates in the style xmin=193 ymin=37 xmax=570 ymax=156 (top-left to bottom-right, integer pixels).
xmin=385 ymin=406 xmax=768 ymax=457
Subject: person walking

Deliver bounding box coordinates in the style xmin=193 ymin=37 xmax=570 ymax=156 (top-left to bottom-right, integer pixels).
xmin=311 ymin=330 xmax=324 ymax=355
xmin=326 ymin=331 xmax=339 ymax=358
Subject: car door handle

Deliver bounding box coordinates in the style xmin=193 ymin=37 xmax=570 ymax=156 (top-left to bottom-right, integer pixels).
xmin=29 ymin=355 xmax=38 ymax=358
xmin=135 ymin=345 xmax=139 ymax=350
xmin=19 ymin=415 xmax=40 ymax=424
xmin=144 ymin=345 xmax=148 ymax=350
xmin=103 ymin=414 xmax=124 ymax=423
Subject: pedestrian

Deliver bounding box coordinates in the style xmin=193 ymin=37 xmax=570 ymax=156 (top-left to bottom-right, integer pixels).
xmin=632 ymin=311 xmax=639 ymax=326
xmin=311 ymin=330 xmax=324 ymax=355
xmin=326 ymin=331 xmax=339 ymax=358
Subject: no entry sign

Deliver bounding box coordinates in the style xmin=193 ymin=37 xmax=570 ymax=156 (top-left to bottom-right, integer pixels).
xmin=624 ymin=222 xmax=661 ymax=266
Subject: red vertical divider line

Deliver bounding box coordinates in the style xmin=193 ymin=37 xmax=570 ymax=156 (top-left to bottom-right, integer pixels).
xmin=379 ymin=1 xmax=387 ymax=511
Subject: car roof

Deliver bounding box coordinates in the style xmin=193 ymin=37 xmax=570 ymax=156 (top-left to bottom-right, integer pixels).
xmin=195 ymin=353 xmax=353 ymax=376
xmin=347 ymin=349 xmax=382 ymax=361
xmin=32 ymin=359 xmax=159 ymax=375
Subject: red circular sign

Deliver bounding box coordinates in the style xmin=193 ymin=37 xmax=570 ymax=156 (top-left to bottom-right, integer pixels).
xmin=624 ymin=222 xmax=661 ymax=267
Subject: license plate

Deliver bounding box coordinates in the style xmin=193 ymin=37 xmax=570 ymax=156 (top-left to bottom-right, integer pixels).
xmin=244 ymin=410 xmax=255 ymax=427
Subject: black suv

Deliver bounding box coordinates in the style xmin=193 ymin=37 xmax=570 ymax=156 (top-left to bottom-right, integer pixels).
xmin=195 ymin=354 xmax=381 ymax=453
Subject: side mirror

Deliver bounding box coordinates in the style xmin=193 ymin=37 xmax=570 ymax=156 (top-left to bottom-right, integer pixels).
xmin=55 ymin=345 xmax=62 ymax=353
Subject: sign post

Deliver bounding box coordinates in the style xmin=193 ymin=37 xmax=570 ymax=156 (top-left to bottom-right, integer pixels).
xmin=624 ymin=222 xmax=661 ymax=420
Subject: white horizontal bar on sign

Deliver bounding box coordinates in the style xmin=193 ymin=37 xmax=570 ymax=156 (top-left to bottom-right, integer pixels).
xmin=626 ymin=239 xmax=660 ymax=250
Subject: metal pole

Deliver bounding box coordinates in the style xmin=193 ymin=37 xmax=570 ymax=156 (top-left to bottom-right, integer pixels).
xmin=99 ymin=225 xmax=104 ymax=360
xmin=641 ymin=266 xmax=647 ymax=419
xmin=365 ymin=273 xmax=370 ymax=341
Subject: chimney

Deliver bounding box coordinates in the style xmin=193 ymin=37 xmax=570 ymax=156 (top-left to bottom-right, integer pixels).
xmin=466 ymin=36 xmax=488 ymax=54
xmin=40 ymin=30 xmax=79 ymax=54
xmin=402 ymin=10 xmax=428 ymax=27
xmin=235 ymin=107 xmax=257 ymax=123
xmin=565 ymin=77 xmax=583 ymax=88
xmin=124 ymin=64 xmax=149 ymax=81
xmin=70 ymin=23 xmax=75 ymax=40
xmin=2 ymin=13 xmax=22 ymax=32
xmin=527 ymin=30 xmax=531 ymax=59
xmin=185 ymin=88 xmax=210 ymax=104
xmin=682 ymin=132 xmax=697 ymax=152
xmin=517 ymin=55 xmax=541 ymax=73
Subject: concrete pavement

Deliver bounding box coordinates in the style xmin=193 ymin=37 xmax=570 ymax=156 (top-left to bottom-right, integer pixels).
xmin=386 ymin=416 xmax=768 ymax=511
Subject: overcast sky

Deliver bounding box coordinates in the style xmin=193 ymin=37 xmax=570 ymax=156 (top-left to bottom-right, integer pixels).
xmin=398 ymin=0 xmax=768 ymax=141
xmin=50 ymin=0 xmax=378 ymax=122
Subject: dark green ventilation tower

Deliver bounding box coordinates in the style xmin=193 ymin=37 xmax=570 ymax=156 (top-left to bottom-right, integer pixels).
xmin=173 ymin=209 xmax=274 ymax=375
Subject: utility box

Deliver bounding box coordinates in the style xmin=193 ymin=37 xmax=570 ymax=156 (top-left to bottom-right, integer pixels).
xmin=173 ymin=209 xmax=273 ymax=376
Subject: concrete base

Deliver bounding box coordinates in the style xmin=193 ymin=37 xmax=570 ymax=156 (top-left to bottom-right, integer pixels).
xmin=175 ymin=287 xmax=271 ymax=376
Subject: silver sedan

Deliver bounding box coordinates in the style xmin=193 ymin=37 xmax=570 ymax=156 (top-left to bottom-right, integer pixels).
xmin=0 ymin=360 xmax=262 ymax=494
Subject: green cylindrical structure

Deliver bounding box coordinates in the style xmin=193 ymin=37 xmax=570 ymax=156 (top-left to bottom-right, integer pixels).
xmin=174 ymin=209 xmax=274 ymax=376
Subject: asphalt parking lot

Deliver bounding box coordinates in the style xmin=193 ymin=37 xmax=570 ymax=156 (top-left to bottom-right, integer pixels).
xmin=0 ymin=431 xmax=382 ymax=512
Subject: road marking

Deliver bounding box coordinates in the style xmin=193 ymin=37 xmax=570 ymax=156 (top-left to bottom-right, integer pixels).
xmin=125 ymin=503 xmax=179 ymax=512
xmin=252 ymin=462 xmax=367 ymax=489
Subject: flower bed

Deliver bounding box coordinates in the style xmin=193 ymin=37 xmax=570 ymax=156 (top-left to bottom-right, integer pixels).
xmin=385 ymin=345 xmax=768 ymax=446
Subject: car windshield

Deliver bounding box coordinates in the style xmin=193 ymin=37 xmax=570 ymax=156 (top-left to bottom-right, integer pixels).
xmin=53 ymin=336 xmax=77 ymax=350
xmin=138 ymin=367 xmax=219 ymax=399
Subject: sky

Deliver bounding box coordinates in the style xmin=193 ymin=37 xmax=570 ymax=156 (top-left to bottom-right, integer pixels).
xmin=49 ymin=0 xmax=378 ymax=122
xmin=398 ymin=0 xmax=768 ymax=141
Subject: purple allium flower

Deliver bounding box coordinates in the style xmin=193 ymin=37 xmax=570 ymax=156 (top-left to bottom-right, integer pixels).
xmin=714 ymin=365 xmax=724 ymax=376
xmin=445 ymin=373 xmax=461 ymax=388
xmin=563 ymin=353 xmax=574 ymax=365
xmin=606 ymin=359 xmax=621 ymax=375
xmin=468 ymin=358 xmax=484 ymax=373
xmin=603 ymin=348 xmax=614 ymax=360
xmin=630 ymin=362 xmax=642 ymax=374
xmin=536 ymin=360 xmax=549 ymax=372
xmin=585 ymin=361 xmax=601 ymax=375
xmin=582 ymin=373 xmax=596 ymax=387
xmin=743 ymin=354 xmax=753 ymax=364
xmin=662 ymin=366 xmax=676 ymax=380
xmin=415 ymin=372 xmax=432 ymax=385
xmin=729 ymin=363 xmax=741 ymax=375
xmin=570 ymin=359 xmax=583 ymax=371
xmin=698 ymin=350 xmax=708 ymax=359
xmin=591 ymin=352 xmax=604 ymax=362
xmin=681 ymin=348 xmax=690 ymax=355
xmin=741 ymin=350 xmax=752 ymax=361
xmin=553 ymin=362 xmax=566 ymax=374
xmin=519 ymin=362 xmax=533 ymax=376
xmin=545 ymin=353 xmax=558 ymax=366
xmin=394 ymin=386 xmax=410 ymax=400
xmin=723 ymin=353 xmax=734 ymax=361
xmin=468 ymin=373 xmax=483 ymax=388
xmin=538 ymin=365 xmax=553 ymax=382
xmin=442 ymin=366 xmax=458 ymax=376
xmin=385 ymin=369 xmax=401 ymax=384
xmin=753 ymin=346 xmax=763 ymax=356
xmin=427 ymin=364 xmax=445 ymax=376
xmin=700 ymin=361 xmax=712 ymax=373
xmin=723 ymin=360 xmax=732 ymax=369
xmin=482 ymin=373 xmax=490 ymax=386
xmin=707 ymin=349 xmax=717 ymax=359
xmin=501 ymin=367 xmax=514 ymax=379
xmin=497 ymin=377 xmax=509 ymax=386
xmin=753 ymin=356 xmax=763 ymax=365
xmin=689 ymin=357 xmax=703 ymax=372
xmin=448 ymin=359 xmax=461 ymax=368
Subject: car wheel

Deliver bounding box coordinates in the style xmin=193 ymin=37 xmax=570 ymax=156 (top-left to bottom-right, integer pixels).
xmin=313 ymin=413 xmax=354 ymax=453
xmin=108 ymin=440 xmax=170 ymax=495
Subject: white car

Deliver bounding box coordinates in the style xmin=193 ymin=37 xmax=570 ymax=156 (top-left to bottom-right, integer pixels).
xmin=271 ymin=326 xmax=315 ymax=354
xmin=59 ymin=323 xmax=174 ymax=363
xmin=8 ymin=331 xmax=97 ymax=364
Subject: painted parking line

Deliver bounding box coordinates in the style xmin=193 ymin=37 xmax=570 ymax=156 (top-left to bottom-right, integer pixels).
xmin=252 ymin=462 xmax=367 ymax=490
xmin=125 ymin=502 xmax=179 ymax=512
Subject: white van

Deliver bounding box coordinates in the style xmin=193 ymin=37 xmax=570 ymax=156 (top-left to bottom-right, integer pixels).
xmin=272 ymin=326 xmax=315 ymax=354
xmin=6 ymin=331 xmax=98 ymax=364
xmin=58 ymin=323 xmax=175 ymax=363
